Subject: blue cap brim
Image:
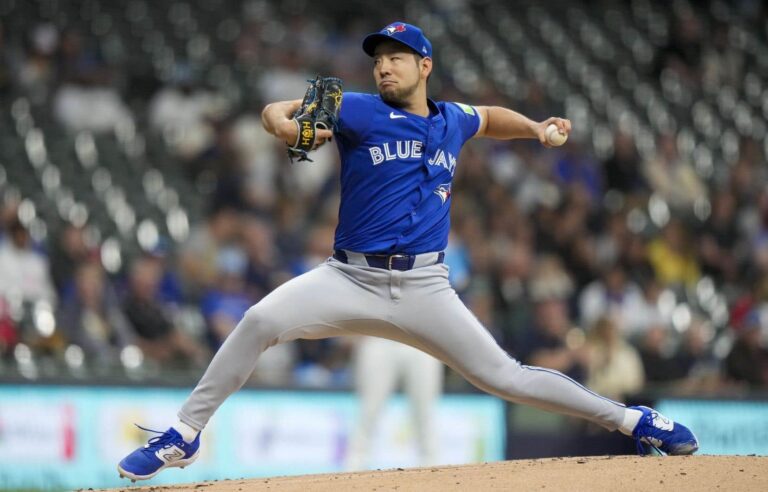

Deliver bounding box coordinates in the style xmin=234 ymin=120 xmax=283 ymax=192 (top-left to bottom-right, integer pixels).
xmin=362 ymin=33 xmax=424 ymax=57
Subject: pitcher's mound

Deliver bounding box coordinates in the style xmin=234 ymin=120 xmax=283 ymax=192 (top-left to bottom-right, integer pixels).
xmin=111 ymin=455 xmax=767 ymax=491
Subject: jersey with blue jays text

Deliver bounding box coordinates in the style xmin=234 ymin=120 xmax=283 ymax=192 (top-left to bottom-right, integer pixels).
xmin=333 ymin=92 xmax=481 ymax=254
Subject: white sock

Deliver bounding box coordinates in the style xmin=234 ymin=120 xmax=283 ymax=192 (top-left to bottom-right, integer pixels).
xmin=618 ymin=408 xmax=643 ymax=436
xmin=175 ymin=420 xmax=200 ymax=443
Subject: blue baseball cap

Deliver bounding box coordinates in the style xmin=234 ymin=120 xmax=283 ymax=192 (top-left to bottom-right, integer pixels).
xmin=362 ymin=22 xmax=433 ymax=58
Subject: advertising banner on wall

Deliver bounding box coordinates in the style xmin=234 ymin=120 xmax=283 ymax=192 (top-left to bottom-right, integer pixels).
xmin=0 ymin=401 xmax=76 ymax=463
xmin=0 ymin=386 xmax=505 ymax=490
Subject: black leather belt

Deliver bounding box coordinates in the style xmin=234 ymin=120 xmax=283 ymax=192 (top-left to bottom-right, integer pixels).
xmin=333 ymin=250 xmax=445 ymax=271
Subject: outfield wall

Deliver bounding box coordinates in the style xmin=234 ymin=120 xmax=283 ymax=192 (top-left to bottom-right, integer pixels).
xmin=0 ymin=385 xmax=505 ymax=490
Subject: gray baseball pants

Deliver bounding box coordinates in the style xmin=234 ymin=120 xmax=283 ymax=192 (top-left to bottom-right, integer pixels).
xmin=179 ymin=257 xmax=627 ymax=431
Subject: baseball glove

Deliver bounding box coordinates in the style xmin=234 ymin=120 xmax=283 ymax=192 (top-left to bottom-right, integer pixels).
xmin=287 ymin=76 xmax=343 ymax=162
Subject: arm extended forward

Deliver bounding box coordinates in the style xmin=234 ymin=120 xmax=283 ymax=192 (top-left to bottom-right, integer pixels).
xmin=474 ymin=106 xmax=571 ymax=147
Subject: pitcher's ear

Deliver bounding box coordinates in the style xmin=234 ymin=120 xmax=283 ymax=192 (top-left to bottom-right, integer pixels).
xmin=421 ymin=57 xmax=433 ymax=77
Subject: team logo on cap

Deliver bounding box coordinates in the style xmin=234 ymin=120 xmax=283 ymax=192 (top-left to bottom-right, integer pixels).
xmin=384 ymin=23 xmax=406 ymax=35
xmin=434 ymin=183 xmax=451 ymax=204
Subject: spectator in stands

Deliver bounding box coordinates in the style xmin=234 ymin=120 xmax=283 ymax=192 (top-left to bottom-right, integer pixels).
xmin=502 ymin=147 xmax=559 ymax=214
xmin=57 ymin=260 xmax=134 ymax=362
xmin=578 ymin=263 xmax=648 ymax=337
xmin=283 ymin=139 xmax=338 ymax=203
xmin=565 ymin=232 xmax=600 ymax=291
xmin=730 ymin=276 xmax=768 ymax=336
xmin=179 ymin=206 xmax=242 ymax=298
xmin=293 ymin=336 xmax=349 ymax=388
xmin=642 ymin=133 xmax=705 ymax=211
xmin=728 ymin=141 xmax=767 ymax=211
xmin=52 ymin=29 xmax=133 ymax=133
xmin=148 ymin=62 xmax=224 ymax=162
xmin=493 ymin=239 xmax=534 ymax=351
xmin=205 ymin=121 xmax=253 ymax=211
xmin=49 ymin=223 xmax=93 ymax=297
xmin=535 ymin=191 xmax=584 ymax=259
xmin=552 ymin=147 xmax=602 ymax=206
xmin=201 ymin=247 xmax=254 ymax=350
xmin=287 ymin=222 xmax=335 ymax=277
xmin=697 ymin=190 xmax=739 ymax=285
xmin=517 ymin=257 xmax=588 ymax=382
xmin=602 ymin=130 xmax=647 ymax=196
xmin=0 ymin=218 xmax=56 ymax=305
xmin=231 ymin=111 xmax=280 ymax=212
xmin=200 ymin=243 xmax=297 ymax=385
xmin=647 ymin=219 xmax=701 ymax=289
xmin=143 ymin=240 xmax=185 ymax=306
xmin=542 ymin=188 xmax=600 ymax=289
xmin=272 ymin=196 xmax=316 ymax=261
xmin=123 ymin=256 xmax=208 ymax=367
xmin=593 ymin=212 xmax=629 ymax=270
xmin=258 ymin=47 xmax=315 ymax=102
xmin=619 ymin=231 xmax=656 ymax=285
xmin=655 ymin=6 xmax=703 ymax=78
xmin=443 ymin=231 xmax=472 ymax=296
xmin=673 ymin=317 xmax=720 ymax=386
xmin=16 ymin=23 xmax=59 ymax=104
xmin=585 ymin=316 xmax=645 ymax=401
xmin=725 ymin=309 xmax=768 ymax=388
xmin=242 ymin=216 xmax=284 ymax=299
xmin=638 ymin=324 xmax=684 ymax=384
xmin=639 ymin=277 xmax=674 ymax=332
xmin=701 ymin=22 xmax=745 ymax=92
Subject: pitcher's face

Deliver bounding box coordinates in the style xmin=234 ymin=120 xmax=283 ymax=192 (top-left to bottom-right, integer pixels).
xmin=373 ymin=41 xmax=424 ymax=106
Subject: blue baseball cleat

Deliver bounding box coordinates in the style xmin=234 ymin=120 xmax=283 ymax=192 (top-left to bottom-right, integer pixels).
xmin=631 ymin=406 xmax=699 ymax=456
xmin=117 ymin=426 xmax=200 ymax=482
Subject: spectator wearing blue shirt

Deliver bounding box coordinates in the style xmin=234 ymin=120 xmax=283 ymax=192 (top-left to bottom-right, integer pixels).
xmin=201 ymin=247 xmax=254 ymax=350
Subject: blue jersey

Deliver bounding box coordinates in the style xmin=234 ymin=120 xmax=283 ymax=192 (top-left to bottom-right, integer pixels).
xmin=333 ymin=92 xmax=481 ymax=254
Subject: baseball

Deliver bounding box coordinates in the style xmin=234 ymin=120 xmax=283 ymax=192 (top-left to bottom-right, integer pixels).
xmin=546 ymin=123 xmax=568 ymax=146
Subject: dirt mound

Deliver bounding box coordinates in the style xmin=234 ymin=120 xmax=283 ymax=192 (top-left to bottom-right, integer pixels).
xmin=108 ymin=455 xmax=766 ymax=491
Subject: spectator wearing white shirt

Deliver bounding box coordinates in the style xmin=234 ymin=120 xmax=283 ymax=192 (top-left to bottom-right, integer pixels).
xmin=52 ymin=30 xmax=133 ymax=134
xmin=0 ymin=219 xmax=56 ymax=306
xmin=579 ymin=264 xmax=652 ymax=337
xmin=148 ymin=64 xmax=225 ymax=160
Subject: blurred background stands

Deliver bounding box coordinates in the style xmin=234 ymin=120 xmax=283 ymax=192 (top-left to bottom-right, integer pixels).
xmin=0 ymin=0 xmax=767 ymax=396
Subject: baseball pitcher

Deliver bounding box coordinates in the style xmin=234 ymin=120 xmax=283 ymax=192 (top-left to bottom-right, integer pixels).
xmin=118 ymin=22 xmax=698 ymax=482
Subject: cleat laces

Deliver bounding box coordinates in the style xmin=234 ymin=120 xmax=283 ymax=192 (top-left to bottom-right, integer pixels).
xmin=135 ymin=425 xmax=180 ymax=456
xmin=633 ymin=410 xmax=665 ymax=456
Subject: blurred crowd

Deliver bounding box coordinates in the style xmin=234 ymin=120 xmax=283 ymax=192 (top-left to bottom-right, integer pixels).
xmin=1 ymin=0 xmax=767 ymax=396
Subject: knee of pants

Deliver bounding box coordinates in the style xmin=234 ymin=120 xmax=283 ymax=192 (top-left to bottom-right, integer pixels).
xmin=239 ymin=305 xmax=283 ymax=349
xmin=462 ymin=356 xmax=528 ymax=396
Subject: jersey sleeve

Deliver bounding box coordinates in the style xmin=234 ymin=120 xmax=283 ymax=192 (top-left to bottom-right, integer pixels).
xmin=451 ymin=102 xmax=482 ymax=143
xmin=336 ymin=92 xmax=374 ymax=146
